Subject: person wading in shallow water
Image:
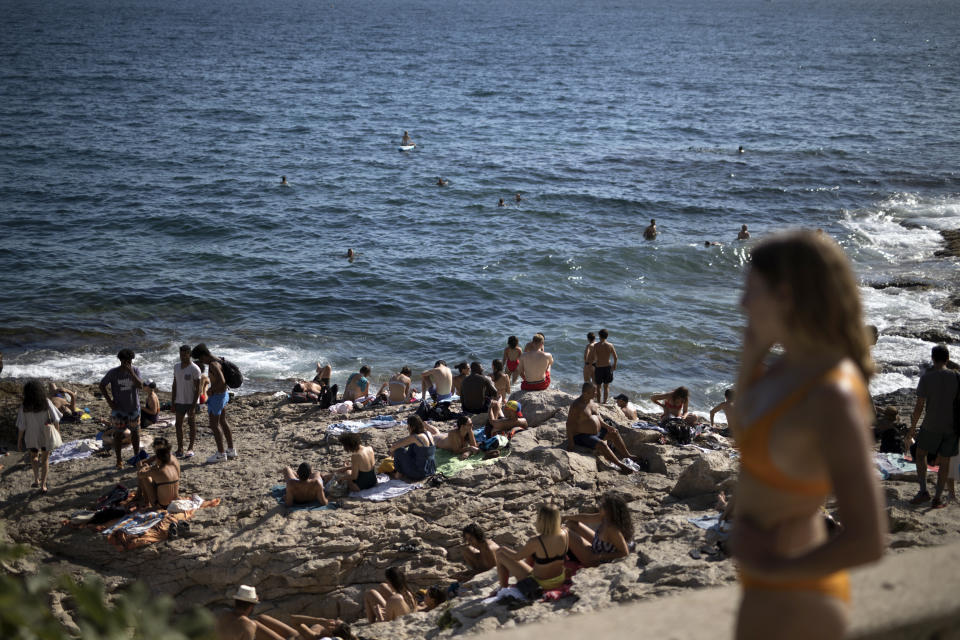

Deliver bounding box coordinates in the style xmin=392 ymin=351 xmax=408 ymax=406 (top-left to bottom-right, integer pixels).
xmin=729 ymin=230 xmax=885 ymax=640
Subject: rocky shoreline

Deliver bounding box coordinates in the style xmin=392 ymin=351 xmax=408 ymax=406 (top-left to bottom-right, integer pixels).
xmin=1 ymin=379 xmax=959 ymax=639
xmin=1 ymin=228 xmax=957 ymax=638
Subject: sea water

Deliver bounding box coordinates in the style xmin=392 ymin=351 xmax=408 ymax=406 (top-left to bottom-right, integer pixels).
xmin=1 ymin=0 xmax=958 ymax=415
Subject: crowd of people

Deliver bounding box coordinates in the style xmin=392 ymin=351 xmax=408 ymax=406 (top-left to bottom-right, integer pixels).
xmin=11 ymin=230 xmax=959 ymax=640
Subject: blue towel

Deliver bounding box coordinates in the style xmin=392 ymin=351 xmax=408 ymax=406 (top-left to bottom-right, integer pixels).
xmin=270 ymin=484 xmax=339 ymax=512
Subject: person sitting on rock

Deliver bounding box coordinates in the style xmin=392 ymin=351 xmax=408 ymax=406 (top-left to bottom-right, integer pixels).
xmin=364 ymin=566 xmax=418 ymax=623
xmin=494 ymin=504 xmax=568 ymax=593
xmin=460 ymin=361 xmax=499 ymax=420
xmin=651 ymin=386 xmax=698 ymax=425
xmin=48 ymin=382 xmax=78 ymax=419
xmin=563 ymin=493 xmax=633 ymax=567
xmin=518 ymin=334 xmax=554 ymax=391
xmin=490 ymin=359 xmax=511 ymax=402
xmin=614 ymin=393 xmax=638 ymax=421
xmin=140 ymin=380 xmax=160 ymax=427
xmin=215 ymin=585 xmax=300 ymax=640
xmin=421 ymin=360 xmax=454 ymax=402
xmin=343 ymin=365 xmax=371 ymax=402
xmin=136 ymin=437 xmax=181 ymax=509
xmin=567 ymin=382 xmax=635 ymax=474
xmin=281 ymin=462 xmax=328 ymax=507
xmin=709 ymin=388 xmax=735 ymax=427
xmin=430 ymin=415 xmax=480 ymax=460
xmin=337 ymin=433 xmax=377 ymax=492
xmin=452 ymin=362 xmax=469 ymax=395
xmin=376 ymin=366 xmax=411 ymax=405
xmin=487 ymin=399 xmax=528 ymax=436
xmin=461 ymin=522 xmax=500 ymax=571
xmin=388 ymin=415 xmax=436 ymax=481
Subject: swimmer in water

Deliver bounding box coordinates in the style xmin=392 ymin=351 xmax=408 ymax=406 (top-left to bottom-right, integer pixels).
xmin=281 ymin=176 xmax=289 ymax=186
xmin=346 ymin=248 xmax=355 ymax=262
xmin=705 ymin=241 xmax=721 ymax=247
xmin=437 ymin=177 xmax=448 ymax=186
xmin=401 ymin=131 xmax=413 ymax=146
xmin=738 ymin=224 xmax=751 ymax=240
xmin=515 ymin=193 xmax=523 ymax=202
xmin=643 ymin=219 xmax=657 ymax=240
xmin=498 ymin=198 xmax=506 ymax=207
xmin=738 ymin=145 xmax=744 ymax=153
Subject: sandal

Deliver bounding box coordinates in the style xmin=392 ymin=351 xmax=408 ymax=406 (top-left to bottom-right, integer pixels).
xmin=909 ymin=491 xmax=931 ymax=505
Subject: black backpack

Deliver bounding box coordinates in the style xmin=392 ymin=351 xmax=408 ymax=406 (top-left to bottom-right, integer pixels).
xmin=664 ymin=418 xmax=693 ymax=445
xmin=219 ymin=357 xmax=243 ymax=389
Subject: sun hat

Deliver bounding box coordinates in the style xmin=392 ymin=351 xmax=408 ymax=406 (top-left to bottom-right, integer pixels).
xmin=232 ymin=585 xmax=259 ymax=604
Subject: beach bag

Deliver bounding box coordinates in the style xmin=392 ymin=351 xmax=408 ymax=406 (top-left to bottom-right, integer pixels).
xmin=219 ymin=357 xmax=243 ymax=388
xmin=415 ymin=399 xmax=431 ymax=420
xmin=879 ymin=428 xmax=904 ymax=454
xmin=664 ymin=418 xmax=693 ymax=445
xmin=481 ymin=435 xmax=509 ymax=451
xmin=377 ymin=458 xmax=395 ymax=474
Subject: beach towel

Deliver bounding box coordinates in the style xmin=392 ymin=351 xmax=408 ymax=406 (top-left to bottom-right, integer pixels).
xmin=100 ymin=511 xmax=166 ymax=536
xmin=629 ymin=421 xmax=668 ymax=434
xmin=687 ymin=515 xmax=732 ymax=532
xmin=325 ymin=418 xmax=401 ymax=436
xmin=350 ymin=474 xmax=421 ymax=501
xmin=482 ymin=586 xmax=528 ymax=605
xmin=48 ymin=438 xmax=102 ymax=465
xmin=874 ymin=452 xmax=920 ymax=479
xmin=270 ymin=484 xmax=339 ymax=511
xmin=434 ymin=448 xmax=508 ymax=478
xmin=108 ymin=498 xmax=221 ymax=551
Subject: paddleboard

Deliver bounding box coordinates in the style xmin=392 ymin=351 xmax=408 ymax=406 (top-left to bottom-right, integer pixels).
xmin=398 ymin=144 xmax=415 ymax=152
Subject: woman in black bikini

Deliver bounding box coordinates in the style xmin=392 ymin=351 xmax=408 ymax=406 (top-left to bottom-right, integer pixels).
xmin=494 ymin=504 xmax=569 ymax=592
xmin=136 ymin=436 xmax=180 ymax=509
xmin=337 ymin=432 xmax=377 ymax=491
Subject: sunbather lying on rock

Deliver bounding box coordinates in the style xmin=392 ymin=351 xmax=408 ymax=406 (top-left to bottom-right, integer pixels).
xmin=430 ymin=415 xmax=480 ymax=460
xmin=136 ymin=437 xmax=180 ymax=509
xmin=494 ymin=504 xmax=568 ymax=594
xmin=462 ymin=522 xmax=499 ymax=571
xmin=364 ymin=566 xmax=418 ymax=623
xmin=281 ymin=462 xmax=328 ymax=507
xmin=563 ymin=493 xmax=633 ymax=567
xmin=289 ymin=616 xmax=356 ymax=640
xmin=422 ymin=585 xmax=447 ymax=611
xmin=336 ymin=433 xmax=377 ymax=491
xmin=48 ymin=382 xmax=78 ymax=418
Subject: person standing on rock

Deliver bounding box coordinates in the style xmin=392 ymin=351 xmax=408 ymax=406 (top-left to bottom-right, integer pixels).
xmin=729 ymin=231 xmax=884 ymax=640
xmin=593 ymin=328 xmax=618 ymax=403
xmin=583 ymin=332 xmax=597 ymax=383
xmin=191 ymin=344 xmax=236 ymax=463
xmin=906 ymin=344 xmax=959 ymax=508
xmin=566 ymin=382 xmax=635 ymax=474
xmin=99 ymin=348 xmax=145 ymax=469
xmin=518 ymin=334 xmax=553 ymax=391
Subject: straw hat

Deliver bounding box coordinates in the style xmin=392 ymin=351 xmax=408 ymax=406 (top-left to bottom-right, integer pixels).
xmin=231 ymin=585 xmax=259 ymax=604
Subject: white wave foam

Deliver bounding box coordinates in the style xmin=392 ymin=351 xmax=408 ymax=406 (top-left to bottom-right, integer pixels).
xmin=841 ymin=192 xmax=958 ymax=264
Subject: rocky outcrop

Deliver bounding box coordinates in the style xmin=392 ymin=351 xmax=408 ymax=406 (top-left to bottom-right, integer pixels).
xmin=670 ymin=451 xmax=737 ymax=499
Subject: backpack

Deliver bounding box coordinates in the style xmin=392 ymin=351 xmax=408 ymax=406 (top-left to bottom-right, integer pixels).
xmin=219 ymin=357 xmax=243 ymax=388
xmin=664 ymin=418 xmax=693 ymax=445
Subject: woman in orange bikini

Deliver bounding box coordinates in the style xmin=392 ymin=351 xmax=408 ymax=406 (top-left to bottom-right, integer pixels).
xmin=730 ymin=231 xmax=885 ymax=640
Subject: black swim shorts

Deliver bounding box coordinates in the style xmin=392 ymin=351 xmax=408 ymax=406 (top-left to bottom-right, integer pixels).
xmin=594 ymin=366 xmax=614 ymax=385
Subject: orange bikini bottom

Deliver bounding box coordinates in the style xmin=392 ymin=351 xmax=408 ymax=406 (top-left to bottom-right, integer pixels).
xmin=740 ymin=570 xmax=850 ymax=603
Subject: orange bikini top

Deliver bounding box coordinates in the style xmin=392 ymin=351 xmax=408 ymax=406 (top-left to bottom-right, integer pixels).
xmin=735 ymin=365 xmax=870 ymax=497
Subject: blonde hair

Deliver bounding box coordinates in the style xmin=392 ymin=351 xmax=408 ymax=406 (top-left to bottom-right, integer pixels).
xmin=750 ymin=230 xmax=874 ymax=380
xmin=534 ymin=504 xmax=561 ymax=536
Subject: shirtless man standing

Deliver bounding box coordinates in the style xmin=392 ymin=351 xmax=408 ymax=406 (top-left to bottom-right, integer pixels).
xmin=593 ymin=329 xmax=618 ymax=403
xmin=643 ymin=219 xmax=658 ymax=240
xmin=281 ymin=462 xmax=328 ymax=507
xmin=190 ymin=344 xmax=236 ymax=463
xmin=421 ymin=360 xmax=454 ymax=402
xmin=518 ymin=334 xmax=553 ymax=391
xmin=566 ymin=382 xmax=634 ymax=474
xmin=583 ymin=332 xmax=596 ymax=383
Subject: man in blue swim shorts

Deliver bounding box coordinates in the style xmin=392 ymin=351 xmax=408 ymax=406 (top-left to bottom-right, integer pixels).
xmin=191 ymin=343 xmax=237 ymax=464
xmin=99 ymin=348 xmax=146 ymax=469
xmin=566 ymin=382 xmax=636 ymax=474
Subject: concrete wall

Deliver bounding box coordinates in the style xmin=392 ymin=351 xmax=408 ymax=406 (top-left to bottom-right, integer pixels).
xmin=474 ymin=542 xmax=960 ymax=640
